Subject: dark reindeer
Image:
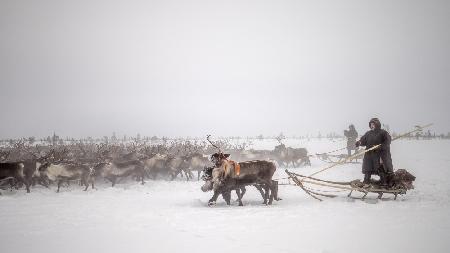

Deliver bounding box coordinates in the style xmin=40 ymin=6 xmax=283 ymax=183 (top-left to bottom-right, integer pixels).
xmin=272 ymin=143 xmax=311 ymax=167
xmin=0 ymin=147 xmax=53 ymax=193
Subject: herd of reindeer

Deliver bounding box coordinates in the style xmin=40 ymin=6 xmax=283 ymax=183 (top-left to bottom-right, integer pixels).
xmin=0 ymin=138 xmax=312 ymax=196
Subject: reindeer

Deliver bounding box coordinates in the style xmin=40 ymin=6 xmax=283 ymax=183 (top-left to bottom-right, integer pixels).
xmin=88 ymin=143 xmax=146 ymax=187
xmin=272 ymin=141 xmax=311 ymax=167
xmin=201 ymin=165 xmax=279 ymax=206
xmin=0 ymin=146 xmax=54 ymax=193
xmin=184 ymin=152 xmax=211 ymax=180
xmin=165 ymin=154 xmax=190 ymax=181
xmin=37 ymin=161 xmax=94 ymax=192
xmin=142 ymin=153 xmax=170 ymax=179
xmin=92 ymin=160 xmax=145 ymax=187
xmin=201 ymin=135 xmax=278 ymax=206
xmin=1 ymin=162 xmax=27 ymax=193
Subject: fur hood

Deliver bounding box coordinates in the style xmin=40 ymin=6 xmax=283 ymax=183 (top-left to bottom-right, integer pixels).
xmin=369 ymin=118 xmax=381 ymax=129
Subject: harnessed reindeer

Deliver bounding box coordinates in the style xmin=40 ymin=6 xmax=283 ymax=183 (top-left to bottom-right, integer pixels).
xmin=201 ymin=135 xmax=278 ymax=206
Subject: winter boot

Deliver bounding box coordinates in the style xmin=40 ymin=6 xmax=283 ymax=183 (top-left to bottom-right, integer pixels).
xmin=363 ymin=173 xmax=371 ymax=184
xmin=379 ymin=172 xmax=388 ymax=188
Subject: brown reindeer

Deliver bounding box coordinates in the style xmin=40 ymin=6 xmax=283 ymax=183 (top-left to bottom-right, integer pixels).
xmin=201 ymin=135 xmax=277 ymax=205
xmin=201 ymin=166 xmax=279 ymax=206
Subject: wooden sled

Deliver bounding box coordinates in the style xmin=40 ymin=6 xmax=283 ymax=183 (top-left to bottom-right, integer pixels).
xmin=285 ymin=169 xmax=415 ymax=201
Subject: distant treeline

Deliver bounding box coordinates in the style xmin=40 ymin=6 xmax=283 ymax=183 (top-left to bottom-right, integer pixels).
xmin=1 ymin=130 xmax=449 ymax=148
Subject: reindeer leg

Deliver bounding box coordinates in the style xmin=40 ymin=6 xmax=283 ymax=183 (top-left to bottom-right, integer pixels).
xmin=187 ymin=170 xmax=194 ymax=181
xmin=39 ymin=176 xmax=49 ymax=188
xmin=24 ymin=178 xmax=31 ymax=193
xmin=83 ymin=179 xmax=89 ymax=191
xmin=9 ymin=178 xmax=15 ymax=191
xmin=139 ymin=169 xmax=145 ymax=185
xmin=15 ymin=180 xmax=22 ymax=190
xmin=235 ymin=188 xmax=243 ymax=206
xmin=169 ymin=169 xmax=178 ymax=181
xmin=57 ymin=180 xmax=63 ymax=193
xmin=183 ymin=170 xmax=189 ymax=182
xmin=240 ymin=187 xmax=247 ymax=206
xmin=208 ymin=191 xmax=220 ymax=206
xmin=267 ymin=182 xmax=275 ymax=205
xmin=254 ymin=184 xmax=265 ymax=200
xmin=222 ymin=191 xmax=231 ymax=205
xmin=262 ymin=184 xmax=269 ymax=205
xmin=222 ymin=193 xmax=229 ymax=205
xmin=272 ymin=180 xmax=281 ymax=201
xmin=241 ymin=186 xmax=246 ymax=200
xmin=143 ymin=169 xmax=150 ymax=179
xmin=81 ymin=174 xmax=88 ymax=191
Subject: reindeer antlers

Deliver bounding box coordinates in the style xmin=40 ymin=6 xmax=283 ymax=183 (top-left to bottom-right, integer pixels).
xmin=0 ymin=150 xmax=11 ymax=161
xmin=53 ymin=147 xmax=69 ymax=162
xmin=206 ymin=135 xmax=222 ymax=153
xmin=275 ymin=135 xmax=284 ymax=145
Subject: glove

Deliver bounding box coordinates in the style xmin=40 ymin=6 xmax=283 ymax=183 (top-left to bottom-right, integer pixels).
xmin=355 ymin=141 xmax=360 ymax=147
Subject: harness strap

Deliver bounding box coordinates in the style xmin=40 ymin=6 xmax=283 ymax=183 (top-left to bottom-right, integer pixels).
xmin=225 ymin=160 xmax=240 ymax=176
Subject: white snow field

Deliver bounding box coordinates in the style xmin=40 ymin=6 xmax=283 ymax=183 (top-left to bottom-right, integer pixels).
xmin=1 ymin=139 xmax=449 ymax=253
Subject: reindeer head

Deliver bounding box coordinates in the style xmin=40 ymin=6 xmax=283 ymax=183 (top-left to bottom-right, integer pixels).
xmin=38 ymin=161 xmax=51 ymax=172
xmin=210 ymin=153 xmax=230 ymax=167
xmin=25 ymin=147 xmax=55 ymax=164
xmin=206 ymin=135 xmax=230 ymax=166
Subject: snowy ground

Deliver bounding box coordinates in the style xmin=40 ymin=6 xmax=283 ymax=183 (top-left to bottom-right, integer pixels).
xmin=1 ymin=139 xmax=449 ymax=253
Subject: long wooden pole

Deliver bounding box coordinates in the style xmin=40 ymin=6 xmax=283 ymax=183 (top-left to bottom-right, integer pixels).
xmin=306 ymin=144 xmax=381 ymax=179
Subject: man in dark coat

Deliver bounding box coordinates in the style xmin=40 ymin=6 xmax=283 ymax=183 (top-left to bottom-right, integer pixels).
xmin=344 ymin=124 xmax=358 ymax=156
xmin=355 ymin=118 xmax=393 ymax=185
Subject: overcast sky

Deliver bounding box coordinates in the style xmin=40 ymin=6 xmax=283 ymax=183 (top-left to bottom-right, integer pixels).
xmin=1 ymin=0 xmax=449 ymax=138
